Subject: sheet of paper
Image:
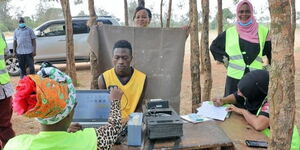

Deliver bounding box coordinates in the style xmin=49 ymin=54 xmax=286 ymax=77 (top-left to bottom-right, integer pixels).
xmin=196 ymin=101 xmax=229 ymax=121
xmin=181 ymin=113 xmax=212 ymax=123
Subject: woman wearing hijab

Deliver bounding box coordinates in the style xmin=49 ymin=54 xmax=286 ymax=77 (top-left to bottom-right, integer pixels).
xmin=212 ymin=70 xmax=300 ymax=150
xmin=210 ymin=0 xmax=272 ymax=96
xmin=4 ymin=65 xmax=123 ymax=150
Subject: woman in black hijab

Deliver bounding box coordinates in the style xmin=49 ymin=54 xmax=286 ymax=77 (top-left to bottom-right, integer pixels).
xmin=212 ymin=70 xmax=300 ymax=149
xmin=212 ymin=70 xmax=269 ymax=130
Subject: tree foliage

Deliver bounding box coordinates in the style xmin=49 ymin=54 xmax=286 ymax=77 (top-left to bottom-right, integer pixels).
xmin=0 ymin=0 xmax=17 ymax=31
xmin=128 ymin=0 xmax=138 ymax=26
xmin=35 ymin=2 xmax=64 ymax=24
xmin=210 ymin=8 xmax=234 ymax=30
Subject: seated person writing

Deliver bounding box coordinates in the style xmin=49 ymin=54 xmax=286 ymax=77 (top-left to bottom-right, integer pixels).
xmin=4 ymin=66 xmax=123 ymax=150
xmin=98 ymin=40 xmax=147 ymax=121
xmin=212 ymin=70 xmax=299 ymax=150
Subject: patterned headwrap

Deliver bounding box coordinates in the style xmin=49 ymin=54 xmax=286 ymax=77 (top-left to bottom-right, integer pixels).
xmin=13 ymin=66 xmax=76 ymax=125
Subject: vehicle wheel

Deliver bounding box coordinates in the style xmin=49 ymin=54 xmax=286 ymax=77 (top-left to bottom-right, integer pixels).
xmin=5 ymin=55 xmax=20 ymax=76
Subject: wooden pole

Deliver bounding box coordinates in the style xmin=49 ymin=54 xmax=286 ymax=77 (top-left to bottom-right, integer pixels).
xmin=124 ymin=0 xmax=129 ymax=26
xmin=60 ymin=0 xmax=77 ymax=86
xmin=201 ymin=0 xmax=212 ymax=101
xmin=88 ymin=0 xmax=100 ymax=89
xmin=268 ymin=0 xmax=296 ymax=149
xmin=166 ymin=0 xmax=172 ymax=28
xmin=189 ymin=0 xmax=201 ymax=112
xmin=217 ymin=0 xmax=223 ymax=34
xmin=160 ymin=0 xmax=164 ymax=28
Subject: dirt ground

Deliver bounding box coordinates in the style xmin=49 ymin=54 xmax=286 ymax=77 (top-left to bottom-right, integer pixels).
xmin=9 ymin=32 xmax=300 ymax=136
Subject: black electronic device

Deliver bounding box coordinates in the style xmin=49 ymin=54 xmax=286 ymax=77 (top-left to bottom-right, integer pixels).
xmin=147 ymin=99 xmax=169 ymax=109
xmin=245 ymin=140 xmax=268 ymax=148
xmin=145 ymin=100 xmax=183 ymax=140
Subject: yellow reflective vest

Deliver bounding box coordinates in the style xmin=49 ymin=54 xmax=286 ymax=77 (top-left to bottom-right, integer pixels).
xmin=103 ymin=68 xmax=146 ymax=119
xmin=225 ymin=25 xmax=268 ymax=79
xmin=0 ymin=33 xmax=10 ymax=84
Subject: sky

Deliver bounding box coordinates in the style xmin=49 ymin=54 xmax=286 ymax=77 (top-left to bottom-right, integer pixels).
xmin=6 ymin=0 xmax=300 ymax=23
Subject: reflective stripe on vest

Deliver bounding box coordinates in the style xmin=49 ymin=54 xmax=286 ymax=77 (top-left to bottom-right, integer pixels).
xmin=256 ymin=101 xmax=300 ymax=150
xmin=225 ymin=25 xmax=268 ymax=79
xmin=0 ymin=34 xmax=10 ymax=84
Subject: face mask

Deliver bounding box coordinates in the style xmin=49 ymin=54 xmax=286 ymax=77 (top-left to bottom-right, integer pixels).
xmin=19 ymin=23 xmax=26 ymax=28
xmin=238 ymin=19 xmax=252 ymax=26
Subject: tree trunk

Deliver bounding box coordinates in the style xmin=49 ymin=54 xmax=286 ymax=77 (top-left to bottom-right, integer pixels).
xmin=166 ymin=0 xmax=172 ymax=28
xmin=60 ymin=0 xmax=77 ymax=86
xmin=189 ymin=0 xmax=201 ymax=112
xmin=87 ymin=0 xmax=96 ymax=26
xmin=290 ymin=0 xmax=295 ymax=44
xmin=268 ymin=0 xmax=296 ymax=150
xmin=124 ymin=0 xmax=129 ymax=26
xmin=217 ymin=0 xmax=223 ymax=34
xmin=138 ymin=0 xmax=145 ymax=7
xmin=88 ymin=0 xmax=100 ymax=89
xmin=160 ymin=0 xmax=164 ymax=28
xmin=201 ymin=0 xmax=212 ymax=101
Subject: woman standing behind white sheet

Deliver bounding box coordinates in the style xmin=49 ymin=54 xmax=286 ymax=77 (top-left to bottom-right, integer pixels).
xmin=133 ymin=6 xmax=152 ymax=27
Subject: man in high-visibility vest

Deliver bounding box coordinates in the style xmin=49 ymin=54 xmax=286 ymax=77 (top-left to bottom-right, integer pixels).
xmin=0 ymin=31 xmax=15 ymax=149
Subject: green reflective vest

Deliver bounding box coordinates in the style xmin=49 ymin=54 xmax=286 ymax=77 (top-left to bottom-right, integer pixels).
xmin=4 ymin=128 xmax=97 ymax=150
xmin=0 ymin=33 xmax=10 ymax=84
xmin=225 ymin=25 xmax=269 ymax=79
xmin=256 ymin=102 xmax=300 ymax=150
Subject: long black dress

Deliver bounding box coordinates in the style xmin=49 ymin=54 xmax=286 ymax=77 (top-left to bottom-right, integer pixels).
xmin=210 ymin=31 xmax=272 ymax=96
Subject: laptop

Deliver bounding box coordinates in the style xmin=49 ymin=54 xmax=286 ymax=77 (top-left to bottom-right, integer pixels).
xmin=73 ymin=90 xmax=111 ymax=128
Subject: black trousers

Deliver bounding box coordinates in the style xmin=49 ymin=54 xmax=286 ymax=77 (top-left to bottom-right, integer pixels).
xmin=17 ymin=53 xmax=35 ymax=78
xmin=224 ymin=76 xmax=240 ymax=97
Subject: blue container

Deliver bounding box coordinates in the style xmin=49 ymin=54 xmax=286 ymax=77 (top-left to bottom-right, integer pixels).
xmin=127 ymin=112 xmax=143 ymax=146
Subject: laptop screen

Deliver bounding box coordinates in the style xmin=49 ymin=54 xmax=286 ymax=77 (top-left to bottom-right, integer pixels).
xmin=73 ymin=90 xmax=111 ymax=122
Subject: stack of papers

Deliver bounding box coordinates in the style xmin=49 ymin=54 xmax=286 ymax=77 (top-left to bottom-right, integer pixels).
xmin=196 ymin=101 xmax=229 ymax=121
xmin=181 ymin=113 xmax=212 ymax=123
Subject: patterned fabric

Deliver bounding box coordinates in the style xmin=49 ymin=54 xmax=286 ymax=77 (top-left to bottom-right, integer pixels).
xmin=261 ymin=101 xmax=269 ymax=114
xmin=13 ymin=76 xmax=38 ymax=115
xmin=13 ymin=27 xmax=36 ymax=54
xmin=24 ymin=75 xmax=69 ymax=119
xmin=257 ymin=100 xmax=269 ymax=118
xmin=36 ymin=67 xmax=76 ymax=124
xmin=13 ymin=67 xmax=76 ymax=125
xmin=95 ymin=99 xmax=122 ymax=150
xmin=0 ymin=83 xmax=14 ymax=100
xmin=4 ymin=99 xmax=122 ymax=150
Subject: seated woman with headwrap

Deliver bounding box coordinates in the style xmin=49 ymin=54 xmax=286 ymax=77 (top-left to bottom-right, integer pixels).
xmin=4 ymin=65 xmax=123 ymax=150
xmin=212 ymin=70 xmax=299 ymax=150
